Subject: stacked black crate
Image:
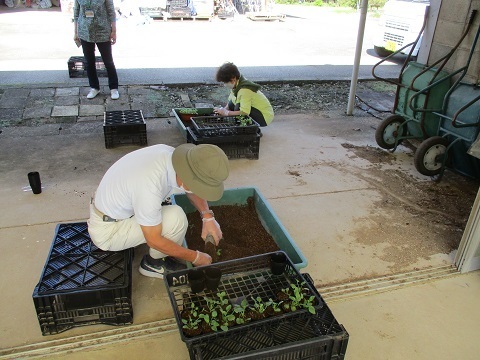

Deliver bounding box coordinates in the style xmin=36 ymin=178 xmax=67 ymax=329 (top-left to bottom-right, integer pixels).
xmin=164 ymin=253 xmax=349 ymax=360
xmin=68 ymin=56 xmax=107 ymax=78
xmin=32 ymin=222 xmax=134 ymax=335
xmin=188 ymin=115 xmax=261 ymax=159
xmin=104 ymin=110 xmax=147 ymax=149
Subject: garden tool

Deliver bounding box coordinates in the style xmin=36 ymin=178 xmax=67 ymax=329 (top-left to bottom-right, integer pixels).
xmin=204 ymin=234 xmax=218 ymax=262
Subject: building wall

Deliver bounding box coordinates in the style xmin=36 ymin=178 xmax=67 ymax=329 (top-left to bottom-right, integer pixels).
xmin=418 ymin=0 xmax=480 ymax=84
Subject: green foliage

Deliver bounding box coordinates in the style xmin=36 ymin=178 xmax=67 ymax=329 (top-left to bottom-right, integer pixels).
xmin=272 ymin=0 xmax=386 ymax=10
xmin=233 ymin=299 xmax=251 ymax=325
xmin=177 ymin=108 xmax=198 ymax=114
xmin=285 ymin=280 xmax=316 ymax=314
xmin=182 ymin=303 xmax=201 ymax=330
xmin=236 ymin=115 xmax=253 ymax=126
xmin=198 ymin=312 xmax=220 ymax=332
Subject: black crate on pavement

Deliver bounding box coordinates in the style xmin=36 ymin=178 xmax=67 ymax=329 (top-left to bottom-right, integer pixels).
xmin=68 ymin=56 xmax=107 ymax=78
xmin=33 ymin=222 xmax=134 ymax=335
xmin=104 ymin=110 xmax=147 ymax=149
xmin=187 ymin=127 xmax=260 ymax=160
xmin=164 ymin=252 xmax=348 ymax=359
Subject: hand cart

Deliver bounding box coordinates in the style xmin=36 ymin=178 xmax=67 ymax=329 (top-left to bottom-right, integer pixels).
xmin=371 ymin=8 xmax=478 ymax=153
xmin=410 ymin=15 xmax=480 ymax=179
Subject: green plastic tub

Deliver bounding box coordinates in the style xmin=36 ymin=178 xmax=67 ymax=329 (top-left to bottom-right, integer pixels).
xmin=171 ymin=187 xmax=308 ymax=270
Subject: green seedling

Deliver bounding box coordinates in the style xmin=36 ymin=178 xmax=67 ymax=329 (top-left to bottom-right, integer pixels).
xmin=233 ymin=299 xmax=251 ymax=325
xmin=236 ymin=115 xmax=253 ymax=126
xmin=177 ymin=108 xmax=198 ymax=114
xmin=250 ymin=296 xmax=269 ymax=315
xmin=198 ymin=313 xmax=220 ymax=332
xmin=287 ymin=280 xmax=316 ymax=314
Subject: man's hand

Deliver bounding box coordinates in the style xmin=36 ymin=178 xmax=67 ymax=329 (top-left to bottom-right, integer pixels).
xmin=201 ymin=219 xmax=222 ymax=246
xmin=193 ymin=251 xmax=212 ymax=266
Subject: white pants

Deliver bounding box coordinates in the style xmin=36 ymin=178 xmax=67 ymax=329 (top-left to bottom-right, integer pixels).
xmin=87 ymin=203 xmax=188 ymax=259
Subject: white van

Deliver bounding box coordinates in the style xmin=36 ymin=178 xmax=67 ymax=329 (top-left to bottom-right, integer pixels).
xmin=374 ymin=0 xmax=430 ymax=57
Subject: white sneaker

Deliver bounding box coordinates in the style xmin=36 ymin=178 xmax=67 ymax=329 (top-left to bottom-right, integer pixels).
xmin=111 ymin=89 xmax=119 ymax=100
xmin=87 ymin=88 xmax=100 ymax=99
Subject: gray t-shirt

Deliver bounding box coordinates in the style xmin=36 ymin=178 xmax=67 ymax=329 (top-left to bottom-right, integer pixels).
xmin=74 ymin=0 xmax=116 ymax=43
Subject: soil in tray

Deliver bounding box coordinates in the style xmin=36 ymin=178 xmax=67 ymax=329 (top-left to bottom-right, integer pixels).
xmin=185 ymin=197 xmax=280 ymax=262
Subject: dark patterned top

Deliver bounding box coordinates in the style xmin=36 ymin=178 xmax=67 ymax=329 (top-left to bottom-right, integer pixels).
xmin=74 ymin=0 xmax=116 ymax=43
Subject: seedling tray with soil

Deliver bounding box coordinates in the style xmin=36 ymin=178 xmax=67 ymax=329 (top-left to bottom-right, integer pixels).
xmin=172 ymin=107 xmax=214 ymax=139
xmin=164 ymin=252 xmax=324 ymax=344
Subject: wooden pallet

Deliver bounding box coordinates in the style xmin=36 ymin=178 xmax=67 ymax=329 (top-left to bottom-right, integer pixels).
xmin=246 ymin=11 xmax=285 ymax=21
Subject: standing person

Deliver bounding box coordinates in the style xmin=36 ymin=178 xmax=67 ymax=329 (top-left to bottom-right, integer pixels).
xmin=214 ymin=62 xmax=274 ymax=127
xmin=87 ymin=144 xmax=230 ymax=278
xmin=73 ymin=0 xmax=120 ymax=100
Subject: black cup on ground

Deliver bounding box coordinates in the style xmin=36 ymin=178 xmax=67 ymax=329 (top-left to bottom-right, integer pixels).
xmin=28 ymin=171 xmax=42 ymax=194
xmin=188 ymin=269 xmax=205 ymax=294
xmin=204 ymin=266 xmax=222 ymax=291
xmin=270 ymin=252 xmax=287 ymax=276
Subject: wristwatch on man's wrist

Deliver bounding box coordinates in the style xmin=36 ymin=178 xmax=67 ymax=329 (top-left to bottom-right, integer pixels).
xmin=200 ymin=210 xmax=214 ymax=218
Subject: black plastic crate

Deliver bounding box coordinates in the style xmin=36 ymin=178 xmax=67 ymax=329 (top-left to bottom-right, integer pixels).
xmin=187 ymin=127 xmax=260 ymax=160
xmin=68 ymin=56 xmax=107 ymax=78
xmin=186 ymin=270 xmax=349 ymax=360
xmin=104 ymin=110 xmax=147 ymax=149
xmin=191 ymin=115 xmax=259 ymax=137
xmin=32 ymin=222 xmax=134 ymax=335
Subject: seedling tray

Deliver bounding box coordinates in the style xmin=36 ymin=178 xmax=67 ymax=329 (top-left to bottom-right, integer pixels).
xmin=188 ymin=272 xmax=349 ymax=360
xmin=164 ymin=252 xmax=323 ymax=346
xmin=191 ymin=115 xmax=259 ymax=137
xmin=172 ymin=108 xmax=215 ymax=139
xmin=33 ymin=222 xmax=134 ymax=335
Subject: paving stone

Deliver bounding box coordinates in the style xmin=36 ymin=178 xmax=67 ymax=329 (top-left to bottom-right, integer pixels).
xmin=28 ymin=97 xmax=55 ymax=108
xmin=1 ymin=88 xmax=30 ymax=98
xmin=80 ymin=95 xmax=104 ymax=105
xmin=29 ymin=88 xmax=55 ymax=98
xmin=55 ymin=96 xmax=79 ymax=106
xmin=106 ymin=102 xmax=131 ymax=112
xmin=0 ymin=108 xmax=23 ymax=126
xmin=128 ymin=86 xmax=154 ymax=95
xmin=23 ymin=107 xmax=52 ymax=119
xmin=79 ymin=104 xmax=105 ymax=116
xmin=56 ymin=87 xmax=80 ymax=96
xmin=77 ymin=115 xmax=104 ymax=122
xmin=0 ymin=96 xmax=29 ymax=108
xmin=51 ymin=105 xmax=79 ymax=117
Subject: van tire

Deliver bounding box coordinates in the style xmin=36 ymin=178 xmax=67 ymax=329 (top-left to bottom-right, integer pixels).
xmin=374 ymin=45 xmax=394 ymax=57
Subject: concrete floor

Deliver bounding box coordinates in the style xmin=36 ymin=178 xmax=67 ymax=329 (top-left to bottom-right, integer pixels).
xmin=1 ymin=109 xmax=480 ymax=359
xmin=1 ymin=5 xmax=480 ymax=360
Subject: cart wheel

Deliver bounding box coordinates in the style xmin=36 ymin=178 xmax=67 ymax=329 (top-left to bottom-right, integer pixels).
xmin=414 ymin=136 xmax=449 ymax=176
xmin=375 ymin=115 xmax=405 ymax=149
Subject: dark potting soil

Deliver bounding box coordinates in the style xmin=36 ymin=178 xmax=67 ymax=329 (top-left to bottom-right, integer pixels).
xmin=185 ymin=197 xmax=280 ymax=262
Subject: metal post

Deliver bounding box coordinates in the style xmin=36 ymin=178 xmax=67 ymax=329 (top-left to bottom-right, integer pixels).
xmin=347 ymin=0 xmax=369 ymax=116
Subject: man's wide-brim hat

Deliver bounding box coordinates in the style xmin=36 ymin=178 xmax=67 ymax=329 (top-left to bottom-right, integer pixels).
xmin=172 ymin=144 xmax=229 ymax=201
